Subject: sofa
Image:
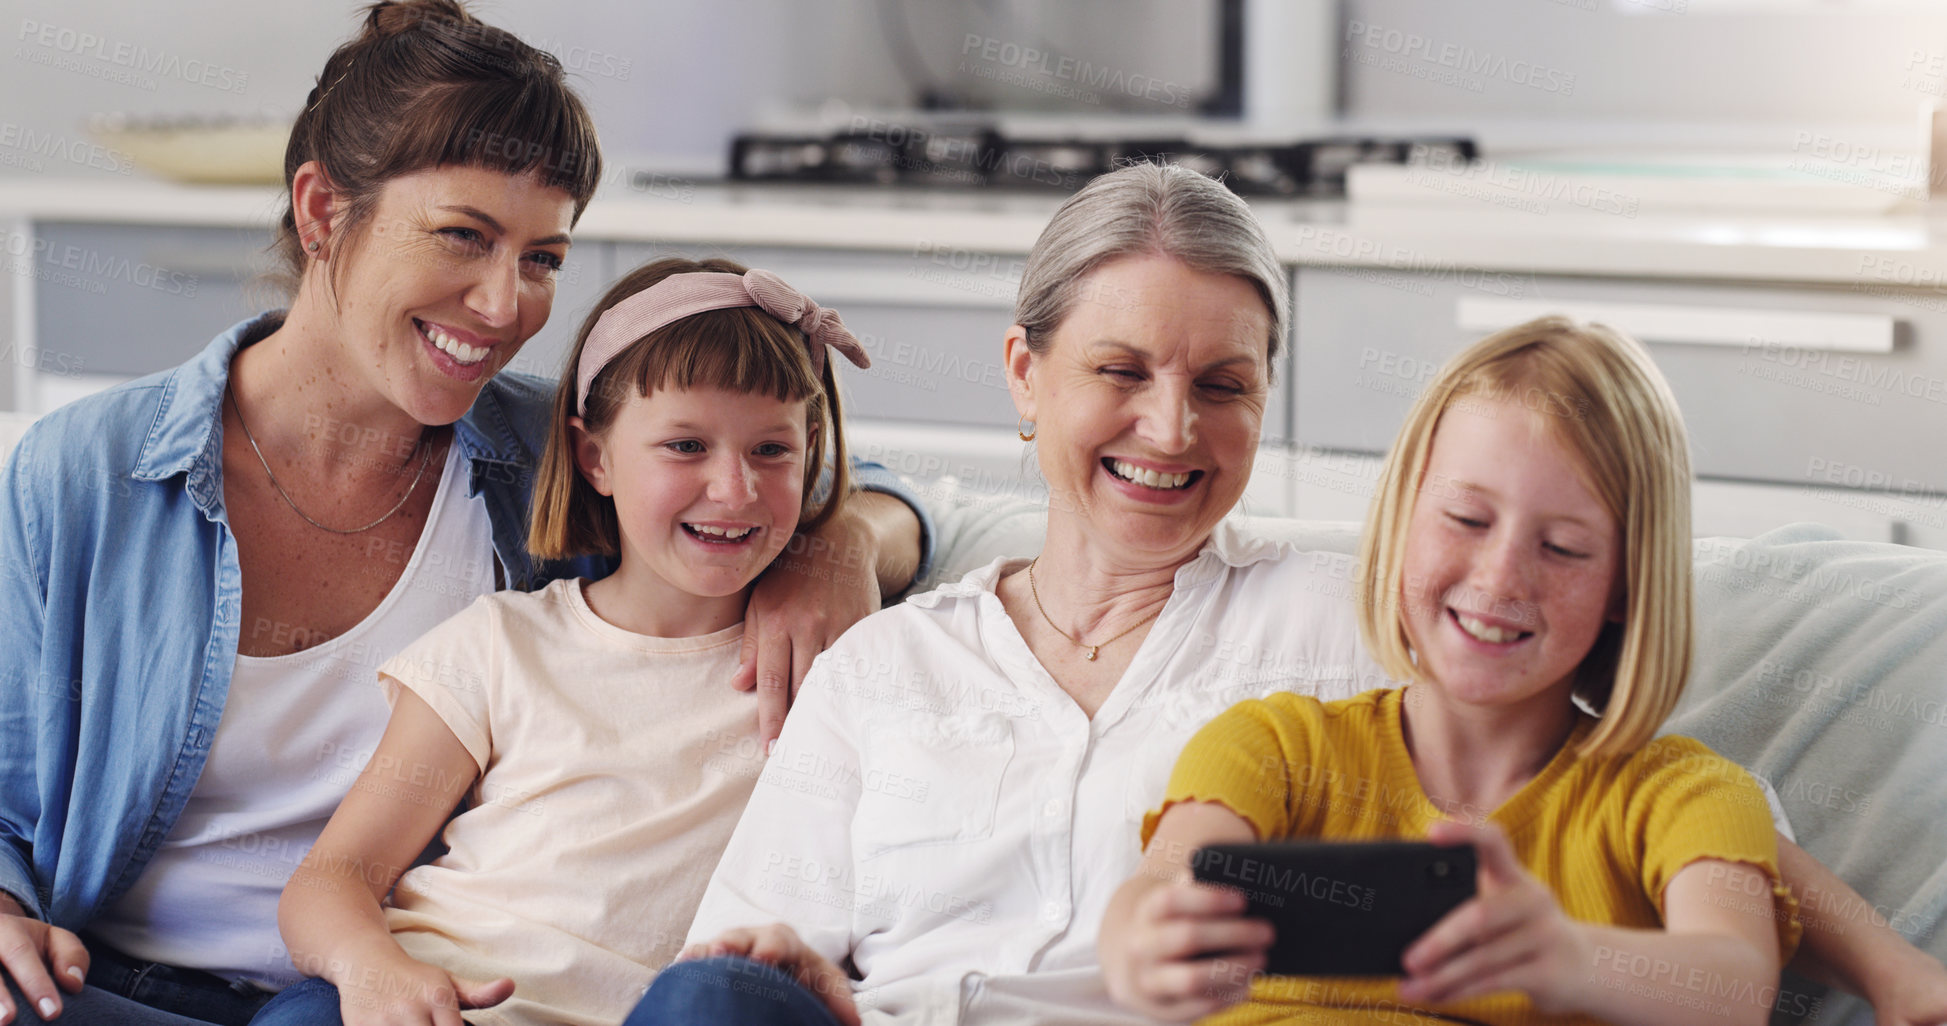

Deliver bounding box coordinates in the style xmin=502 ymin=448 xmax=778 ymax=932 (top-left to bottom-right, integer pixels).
xmin=912 ymin=477 xmax=1947 ymax=1026
xmin=1 ymin=419 xmax=1935 ymax=1025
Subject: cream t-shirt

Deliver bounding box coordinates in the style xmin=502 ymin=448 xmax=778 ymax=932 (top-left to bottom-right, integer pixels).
xmin=378 ymin=578 xmax=760 ymax=1026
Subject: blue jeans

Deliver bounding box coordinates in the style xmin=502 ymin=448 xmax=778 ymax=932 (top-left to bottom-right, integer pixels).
xmin=623 ymin=957 xmax=846 ymax=1026
xmin=246 ymin=977 xmax=340 ymax=1026
xmin=2 ymin=943 xmax=272 ymax=1026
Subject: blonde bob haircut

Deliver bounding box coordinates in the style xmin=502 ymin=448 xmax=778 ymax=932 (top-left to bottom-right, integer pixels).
xmin=528 ymin=256 xmax=848 ymax=560
xmin=1353 ymin=316 xmax=1693 ymax=759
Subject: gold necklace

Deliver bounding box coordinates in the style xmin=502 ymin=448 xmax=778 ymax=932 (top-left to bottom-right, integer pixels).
xmin=228 ymin=388 xmax=433 ymax=534
xmin=1024 ymin=557 xmax=1161 ymax=661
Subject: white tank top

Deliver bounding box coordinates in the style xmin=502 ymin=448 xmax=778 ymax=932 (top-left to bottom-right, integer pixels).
xmin=91 ymin=444 xmax=497 ymax=988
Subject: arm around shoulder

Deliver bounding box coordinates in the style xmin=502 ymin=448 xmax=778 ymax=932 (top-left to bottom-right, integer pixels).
xmin=735 ymin=478 xmax=928 ymax=744
xmin=845 ymin=458 xmax=931 ymax=595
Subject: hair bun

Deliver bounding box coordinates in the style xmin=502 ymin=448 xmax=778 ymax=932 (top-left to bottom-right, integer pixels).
xmin=274 ymin=0 xmax=598 ymax=296
xmin=363 ymin=0 xmax=475 ymax=40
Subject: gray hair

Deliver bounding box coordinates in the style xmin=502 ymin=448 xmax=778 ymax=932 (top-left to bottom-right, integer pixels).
xmin=1013 ymin=162 xmax=1288 ymax=369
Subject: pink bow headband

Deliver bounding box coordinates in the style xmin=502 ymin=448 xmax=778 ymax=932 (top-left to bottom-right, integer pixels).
xmin=575 ymin=269 xmax=871 ymax=416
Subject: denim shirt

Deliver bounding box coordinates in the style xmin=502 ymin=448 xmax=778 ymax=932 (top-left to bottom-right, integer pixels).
xmin=0 ymin=312 xmax=932 ymax=930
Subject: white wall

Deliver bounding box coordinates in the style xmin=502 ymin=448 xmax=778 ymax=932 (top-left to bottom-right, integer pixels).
xmin=14 ymin=0 xmax=1932 ymax=179
xmin=869 ymin=1 xmax=1218 ymax=115
xmin=0 ymin=0 xmax=1219 ymax=184
xmin=0 ymin=0 xmax=910 ymax=178
xmin=6 ymin=0 xmax=343 ymax=169
xmin=1341 ymin=0 xmax=1947 ymax=148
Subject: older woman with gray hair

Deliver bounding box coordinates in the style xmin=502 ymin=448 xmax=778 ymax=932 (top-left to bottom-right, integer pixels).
xmin=627 ymin=164 xmax=1947 ymax=1026
xmin=624 ymin=163 xmax=1393 ymax=1026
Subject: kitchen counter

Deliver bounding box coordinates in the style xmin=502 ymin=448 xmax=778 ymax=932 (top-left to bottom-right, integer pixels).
xmin=2 ymin=177 xmax=1944 ymax=286
xmin=6 ymin=174 xmax=1946 ymax=546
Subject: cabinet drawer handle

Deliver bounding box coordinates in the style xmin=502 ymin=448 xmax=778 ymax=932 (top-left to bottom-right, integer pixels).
xmin=1454 ymin=297 xmax=1895 ymax=353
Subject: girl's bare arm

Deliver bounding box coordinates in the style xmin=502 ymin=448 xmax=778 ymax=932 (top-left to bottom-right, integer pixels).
xmin=278 ymin=689 xmax=512 ymax=1022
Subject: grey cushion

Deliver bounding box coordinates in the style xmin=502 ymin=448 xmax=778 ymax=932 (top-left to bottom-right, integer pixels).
xmin=1666 ymin=524 xmax=1947 ymax=1026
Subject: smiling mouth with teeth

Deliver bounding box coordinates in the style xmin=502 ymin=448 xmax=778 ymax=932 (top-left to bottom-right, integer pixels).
xmin=1452 ymin=609 xmax=1533 ymax=645
xmin=419 ymin=320 xmax=491 ymax=366
xmin=1104 ymin=458 xmax=1201 ymax=490
xmin=683 ymin=523 xmax=758 ymax=543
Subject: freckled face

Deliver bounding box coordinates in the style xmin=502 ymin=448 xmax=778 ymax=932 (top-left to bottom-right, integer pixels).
xmin=1399 ymin=398 xmax=1622 ymax=710
xmin=329 ymin=166 xmax=575 ymax=425
xmin=1010 ymin=252 xmax=1271 ymax=564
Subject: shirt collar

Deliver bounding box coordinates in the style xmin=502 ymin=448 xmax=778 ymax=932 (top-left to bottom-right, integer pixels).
xmin=130 ymin=312 xmax=280 ymax=504
xmin=129 ymin=311 xmax=537 ymax=503
xmin=449 ymin=368 xmax=542 ymax=496
xmin=907 ymin=517 xmax=1292 ymax=610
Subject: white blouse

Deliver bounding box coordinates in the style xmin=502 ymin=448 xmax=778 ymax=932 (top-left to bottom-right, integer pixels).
xmin=687 ymin=522 xmax=1400 ymax=1025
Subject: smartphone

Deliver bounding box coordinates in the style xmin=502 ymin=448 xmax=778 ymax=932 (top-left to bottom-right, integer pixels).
xmin=1191 ymin=840 xmax=1476 ymax=976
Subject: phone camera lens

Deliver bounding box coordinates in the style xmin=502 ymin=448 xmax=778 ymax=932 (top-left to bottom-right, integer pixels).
xmin=1430 ymin=860 xmax=1452 ymax=879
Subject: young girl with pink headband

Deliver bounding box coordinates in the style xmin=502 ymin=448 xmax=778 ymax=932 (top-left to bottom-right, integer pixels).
xmin=251 ymin=257 xmax=866 ymax=1026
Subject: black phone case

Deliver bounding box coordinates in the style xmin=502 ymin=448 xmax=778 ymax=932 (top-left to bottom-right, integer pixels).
xmin=1192 ymin=841 xmax=1477 ymax=977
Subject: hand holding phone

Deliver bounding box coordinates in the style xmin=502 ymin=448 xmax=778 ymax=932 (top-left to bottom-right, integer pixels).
xmin=1100 ymin=802 xmax=1278 ymax=1021
xmin=1192 ymin=838 xmax=1477 ymax=977
xmin=1395 ymin=819 xmax=1595 ymax=1011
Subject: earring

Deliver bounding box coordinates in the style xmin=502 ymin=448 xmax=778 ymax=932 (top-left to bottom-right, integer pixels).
xmin=1017 ymin=415 xmax=1035 ymax=442
xmin=306 ymin=239 xmax=319 ymax=253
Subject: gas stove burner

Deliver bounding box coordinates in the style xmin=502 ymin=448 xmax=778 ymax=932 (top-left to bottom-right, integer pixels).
xmin=730 ymin=127 xmax=1475 ymax=197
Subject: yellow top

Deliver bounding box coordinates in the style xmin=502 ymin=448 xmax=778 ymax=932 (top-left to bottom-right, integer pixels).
xmin=1145 ymin=688 xmax=1801 ymax=1026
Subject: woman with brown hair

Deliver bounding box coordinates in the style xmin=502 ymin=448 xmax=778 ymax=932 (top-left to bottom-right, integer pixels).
xmin=0 ymin=4 xmax=921 ymax=1024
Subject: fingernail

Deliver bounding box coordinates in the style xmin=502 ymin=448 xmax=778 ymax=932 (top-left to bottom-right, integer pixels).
xmin=766 ymin=739 xmax=776 ymax=757
xmin=37 ymin=998 xmax=55 ymax=1018
xmin=64 ymin=967 xmax=82 ymax=984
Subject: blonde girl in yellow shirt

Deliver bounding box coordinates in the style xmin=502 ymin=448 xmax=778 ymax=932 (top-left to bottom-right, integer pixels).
xmin=1102 ymin=317 xmax=1798 ymax=1026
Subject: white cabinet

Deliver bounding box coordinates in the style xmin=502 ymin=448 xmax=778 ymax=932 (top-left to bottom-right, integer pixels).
xmin=1289 ymin=264 xmax=1947 ymax=548
xmin=9 ymin=206 xmax=1943 ymax=545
